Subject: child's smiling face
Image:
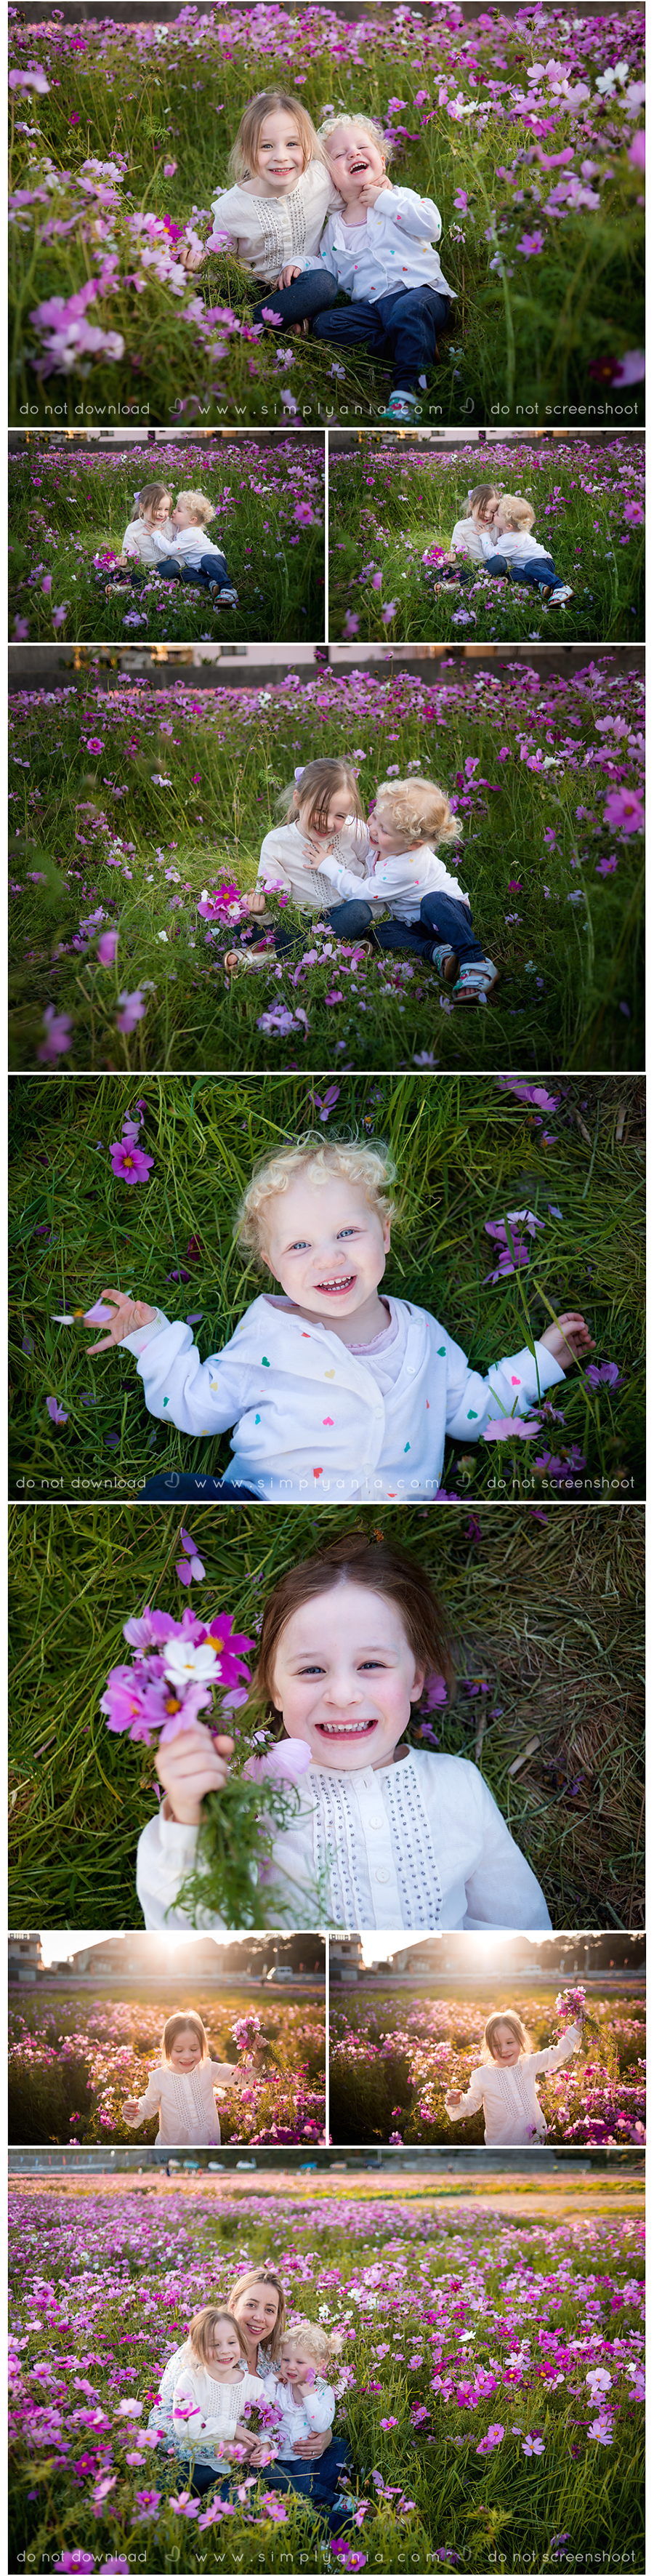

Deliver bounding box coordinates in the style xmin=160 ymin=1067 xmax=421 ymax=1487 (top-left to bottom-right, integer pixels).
xmin=169 ymin=2027 xmax=203 ymax=2073
xmin=280 ymin=2340 xmax=313 ymax=2385
xmin=145 ymin=492 xmax=172 ymax=526
xmin=207 ymin=2319 xmax=243 ymax=2370
xmin=370 ymin=802 xmax=419 ymax=860
xmin=296 ymin=791 xmax=353 ymax=842
xmin=271 ymin=1580 xmax=425 ymax=1772
xmin=471 ymin=495 xmax=499 ymax=531
xmin=490 ymin=2021 xmax=522 ymax=2066
xmin=254 ymin=108 xmax=305 ymax=192
xmin=262 ymin=1173 xmax=390 ymax=1320
xmin=324 ymin=124 xmax=386 ymax=201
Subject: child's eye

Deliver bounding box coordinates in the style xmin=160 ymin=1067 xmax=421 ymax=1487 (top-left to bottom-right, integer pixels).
xmin=288 ymin=1238 xmax=310 ymax=1251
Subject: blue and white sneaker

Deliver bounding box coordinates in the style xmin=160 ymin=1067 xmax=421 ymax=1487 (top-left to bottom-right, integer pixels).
xmin=452 ymin=958 xmax=498 ymax=1006
xmin=379 ymin=390 xmax=422 ymax=423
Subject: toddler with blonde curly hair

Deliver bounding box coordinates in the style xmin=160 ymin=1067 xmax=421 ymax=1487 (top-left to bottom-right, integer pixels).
xmin=150 ymin=487 xmax=238 ymax=609
xmin=300 ymin=771 xmax=498 ymax=1005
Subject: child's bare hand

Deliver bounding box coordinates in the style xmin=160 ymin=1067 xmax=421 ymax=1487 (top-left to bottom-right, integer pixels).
xmin=122 ymin=2098 xmax=140 ymax=2119
xmin=445 ymin=2087 xmax=463 ymax=2106
xmin=539 ymin=1312 xmax=595 ymax=1369
xmin=155 ymin=1722 xmax=234 ymax=1826
xmin=277 ymin=262 xmax=303 ymax=286
xmin=358 ymin=177 xmax=391 ymax=206
xmin=246 ymin=888 xmax=268 ymax=914
xmin=84 ymin=1291 xmax=158 ymax=1353
xmin=302 ymin=837 xmax=331 ymax=867
xmin=178 ymin=240 xmax=206 ymax=273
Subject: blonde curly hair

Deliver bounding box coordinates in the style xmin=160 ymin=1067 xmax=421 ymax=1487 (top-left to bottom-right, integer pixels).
xmin=319 ymin=111 xmax=393 ymax=168
xmin=375 ymin=776 xmax=461 ymax=847
xmin=235 ymin=1138 xmax=397 ymax=1267
xmin=175 ymin=489 xmax=216 ymax=528
xmin=282 ymin=2320 xmax=344 ymax=2373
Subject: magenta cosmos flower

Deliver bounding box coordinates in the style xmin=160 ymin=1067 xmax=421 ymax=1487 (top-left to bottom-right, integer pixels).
xmin=108 ymin=1139 xmax=154 ymax=1184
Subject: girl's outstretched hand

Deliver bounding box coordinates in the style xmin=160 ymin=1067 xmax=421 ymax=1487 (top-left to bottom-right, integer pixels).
xmin=539 ymin=1312 xmax=595 ymax=1368
xmin=84 ymin=1291 xmax=158 ymax=1353
xmin=445 ymin=2087 xmax=463 ymax=2106
xmin=156 ymin=1721 xmax=235 ymax=1826
xmin=122 ymin=2097 xmax=140 ymax=2119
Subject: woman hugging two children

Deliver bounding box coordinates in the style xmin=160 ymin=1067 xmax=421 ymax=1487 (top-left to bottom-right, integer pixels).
xmin=104 ymin=480 xmax=238 ymax=609
xmin=433 ymin=480 xmax=573 ymax=607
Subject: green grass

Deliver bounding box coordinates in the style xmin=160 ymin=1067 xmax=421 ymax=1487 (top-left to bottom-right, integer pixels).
xmin=328 ymin=436 xmax=645 ymax=643
xmin=8 ymin=12 xmax=645 ymax=425
xmin=9 ymin=1499 xmax=645 ymax=1931
xmin=9 ymin=436 xmax=325 ymax=643
xmin=7 ymin=656 xmax=646 ymax=1071
xmin=9 ymin=1071 xmax=646 ymax=1501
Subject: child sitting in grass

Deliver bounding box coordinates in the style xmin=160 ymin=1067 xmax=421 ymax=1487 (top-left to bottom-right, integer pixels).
xmin=105 ymin=479 xmax=174 ymax=591
xmin=485 ymin=492 xmax=573 ymax=606
xmin=83 ymin=1134 xmax=594 ymax=1505
xmin=177 ymin=89 xmax=340 ymax=334
xmin=150 ymin=491 xmax=238 ymax=606
xmin=301 ymin=773 xmax=498 ymax=1008
xmin=260 ymin=2323 xmax=351 ymax=2519
xmin=311 ymin=115 xmax=456 ymax=425
xmin=225 ymin=757 xmax=373 ymax=972
xmin=171 ymin=2306 xmax=265 ymax=2487
xmin=445 ymin=2006 xmax=583 ymax=2146
xmin=430 ymin=482 xmax=502 ymax=583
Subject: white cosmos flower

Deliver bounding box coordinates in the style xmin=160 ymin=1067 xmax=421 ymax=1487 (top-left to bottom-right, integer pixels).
xmin=163 ymin=1640 xmax=219 ymax=1685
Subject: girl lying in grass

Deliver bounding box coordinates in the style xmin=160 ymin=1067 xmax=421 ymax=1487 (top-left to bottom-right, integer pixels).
xmin=445 ymin=2005 xmax=583 ymax=2145
xmin=134 ymin=1533 xmax=554 ymax=1930
xmin=82 ymin=1135 xmax=593 ymax=1504
xmin=227 ymin=760 xmax=498 ymax=1006
xmin=178 ymin=87 xmax=339 ymax=334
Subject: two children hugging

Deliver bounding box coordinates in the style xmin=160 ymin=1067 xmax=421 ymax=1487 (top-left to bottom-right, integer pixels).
xmin=106 ymin=480 xmax=238 ymax=607
xmin=133 ymin=1532 xmax=555 ymax=1933
xmin=121 ymin=2007 xmax=247 ymax=2147
xmin=445 ymin=2005 xmax=583 ymax=2146
xmin=177 ymin=89 xmax=456 ymax=425
xmin=169 ymin=2304 xmax=349 ymax=2519
xmin=83 ymin=1133 xmax=594 ymax=1506
xmin=435 ymin=481 xmax=573 ymax=607
xmin=225 ymin=754 xmax=498 ymax=1007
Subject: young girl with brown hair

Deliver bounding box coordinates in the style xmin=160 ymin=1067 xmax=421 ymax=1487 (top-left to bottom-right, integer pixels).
xmin=445 ymin=2006 xmax=583 ymax=2144
xmin=121 ymin=2007 xmax=246 ymax=2145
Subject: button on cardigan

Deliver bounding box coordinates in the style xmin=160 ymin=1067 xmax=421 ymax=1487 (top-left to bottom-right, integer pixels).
xmin=124 ymin=1291 xmax=566 ymax=1504
xmin=136 ymin=1746 xmax=552 ymax=1934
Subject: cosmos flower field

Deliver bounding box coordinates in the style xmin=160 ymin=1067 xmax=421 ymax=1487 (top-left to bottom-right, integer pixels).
xmin=9 ymin=7 xmax=645 ymax=425
xmin=9 ymin=436 xmax=325 ymax=643
xmin=8 ymin=1989 xmax=326 ymax=2151
xmin=329 ymin=1988 xmax=646 ymax=2149
xmin=8 ymin=2177 xmax=645 ymax=2573
xmin=328 ymin=436 xmax=645 ymax=644
xmin=7 ymin=654 xmax=645 ymax=1072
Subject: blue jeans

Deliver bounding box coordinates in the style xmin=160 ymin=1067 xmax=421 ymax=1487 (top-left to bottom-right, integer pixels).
xmin=485 ymin=551 xmax=560 ymax=593
xmin=138 ymin=1472 xmax=259 ymax=1500
xmin=156 ymin=550 xmax=232 ymax=593
xmin=189 ymin=2438 xmax=352 ymax=2522
xmin=251 ymin=269 xmax=338 ymax=328
xmin=312 ymin=284 xmax=452 ymax=388
xmin=376 ymin=889 xmax=485 ymax=966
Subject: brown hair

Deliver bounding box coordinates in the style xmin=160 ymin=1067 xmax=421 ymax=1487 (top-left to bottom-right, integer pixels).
xmin=161 ymin=2011 xmax=209 ymax=2065
xmin=129 ymin=481 xmax=171 ymax=524
xmin=374 ymin=776 xmax=461 ymax=848
xmin=482 ymin=2010 xmax=532 ymax=2063
xmin=187 ymin=2305 xmax=249 ymax=2367
xmin=228 ymin=89 xmax=322 ymax=185
xmin=468 ymin=483 xmax=501 ymax=513
xmin=235 ymin=1136 xmax=397 ymax=1269
xmin=497 ymin=492 xmax=536 ymax=533
xmin=277 ymin=757 xmax=365 ymax=835
xmin=229 ymin=2268 xmax=286 ymax=2367
xmin=254 ymin=1536 xmax=453 ymax=1717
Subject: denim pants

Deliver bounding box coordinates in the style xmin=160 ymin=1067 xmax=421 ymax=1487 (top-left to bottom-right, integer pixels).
xmin=312 ymin=284 xmax=452 ymax=387
xmin=251 ymin=268 xmax=338 ymax=328
xmin=485 ymin=550 xmax=559 ymax=593
xmin=138 ymin=1472 xmax=259 ymax=1501
xmin=232 ymin=899 xmax=376 ymax=961
xmin=375 ymin=889 xmax=485 ymax=966
xmin=155 ymin=550 xmax=232 ymax=592
xmin=189 ymin=2437 xmax=352 ymax=2519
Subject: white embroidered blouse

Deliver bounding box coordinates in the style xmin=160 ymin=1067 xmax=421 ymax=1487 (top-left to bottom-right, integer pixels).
xmin=445 ymin=2024 xmax=583 ymax=2145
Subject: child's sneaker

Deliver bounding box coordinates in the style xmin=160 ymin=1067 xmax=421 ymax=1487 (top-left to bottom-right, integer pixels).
xmin=452 ymin=958 xmax=498 ymax=1006
xmin=547 ymin=583 xmax=574 ymax=606
xmin=429 ymin=942 xmax=458 ymax=981
xmin=210 ymin=582 xmax=239 ymax=606
xmin=379 ymin=390 xmax=422 ymax=423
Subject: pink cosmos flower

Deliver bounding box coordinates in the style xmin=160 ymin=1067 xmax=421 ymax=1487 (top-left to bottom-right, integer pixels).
xmin=176 ymin=1525 xmax=206 ymax=1585
xmin=47 ymin=1396 xmax=68 ymax=1426
xmin=602 ymin=787 xmax=644 ymax=833
xmin=517 ymin=229 xmax=545 ymax=255
xmin=108 ymin=1139 xmax=155 ymax=1184
xmin=37 ymin=1006 xmax=73 ymax=1063
xmin=97 ymin=929 xmax=118 ymax=966
xmin=116 ymin=988 xmax=147 ymax=1032
xmin=483 ymin=1416 xmax=541 ymax=1443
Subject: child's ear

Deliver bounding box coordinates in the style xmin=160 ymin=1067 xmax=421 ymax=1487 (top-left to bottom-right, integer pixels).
xmin=382 ymin=1217 xmax=392 ymax=1253
xmin=410 ymin=1665 xmax=427 ymax=1702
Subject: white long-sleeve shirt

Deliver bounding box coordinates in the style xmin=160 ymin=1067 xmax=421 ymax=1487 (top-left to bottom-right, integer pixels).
xmin=136 ymin=1745 xmax=552 ymax=1935
xmin=491 ymin=529 xmax=552 ymax=567
xmin=255 ymin=816 xmax=371 ymax=915
xmin=150 ymin=2343 xmax=277 ymax=2457
xmin=318 ymin=184 xmax=455 ymax=302
xmin=124 ymin=1290 xmax=565 ymax=1504
xmin=445 ymin=2024 xmax=582 ymax=2146
xmin=208 ymin=162 xmax=340 ymax=283
xmin=262 ymin=2372 xmax=335 ymax=2459
xmin=120 ymin=515 xmax=175 ymax=565
xmin=121 ymin=2056 xmax=239 ymax=2146
xmin=449 ymin=516 xmax=494 ymax=562
xmin=172 ymin=2362 xmax=264 ymax=2467
xmin=318 ymin=838 xmax=468 ymax=926
xmin=153 ymin=523 xmax=228 ymax=570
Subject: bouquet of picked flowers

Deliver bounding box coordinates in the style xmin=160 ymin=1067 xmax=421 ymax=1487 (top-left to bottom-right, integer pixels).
xmin=197 ymin=881 xmax=251 ymax=926
xmin=101 ymin=1600 xmax=312 ymax=1928
xmin=554 ymin=1985 xmax=587 ymax=2028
